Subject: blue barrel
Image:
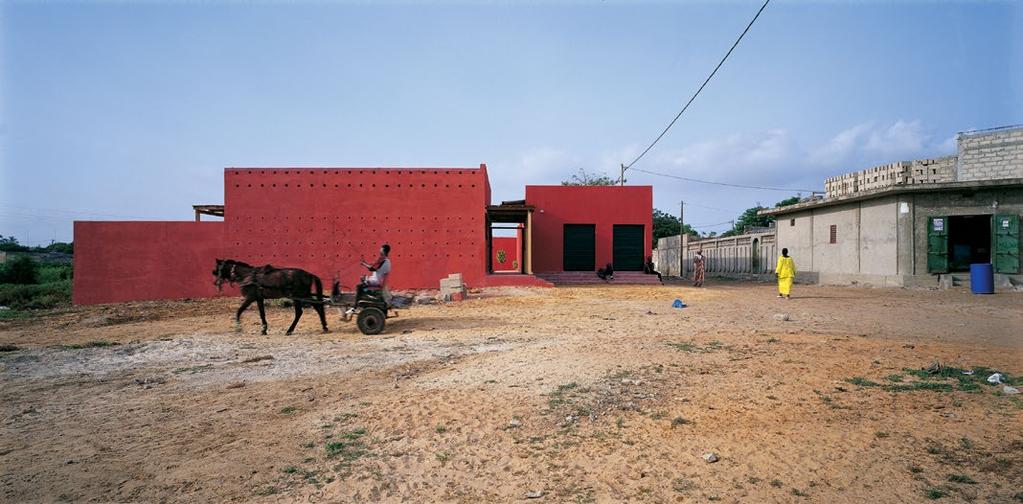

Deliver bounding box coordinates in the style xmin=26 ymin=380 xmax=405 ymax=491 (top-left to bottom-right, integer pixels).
xmin=970 ymin=263 xmax=994 ymax=294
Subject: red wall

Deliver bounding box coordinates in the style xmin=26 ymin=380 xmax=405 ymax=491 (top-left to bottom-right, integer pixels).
xmin=73 ymin=166 xmax=491 ymax=305
xmin=491 ymin=236 xmax=520 ymax=271
xmin=73 ymin=221 xmax=231 ymax=305
xmin=525 ymin=185 xmax=653 ymax=273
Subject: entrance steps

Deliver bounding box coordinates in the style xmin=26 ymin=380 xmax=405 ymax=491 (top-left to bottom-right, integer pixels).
xmin=535 ymin=271 xmax=663 ymax=286
xmin=939 ymin=273 xmax=970 ymax=289
xmin=483 ymin=274 xmax=554 ymax=288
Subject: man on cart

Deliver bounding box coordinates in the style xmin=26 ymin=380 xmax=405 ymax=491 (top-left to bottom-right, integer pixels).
xmin=351 ymin=243 xmax=391 ymax=310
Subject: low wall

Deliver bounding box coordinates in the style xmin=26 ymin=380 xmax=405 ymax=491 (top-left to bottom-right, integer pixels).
xmin=73 ymin=221 xmax=232 ymax=305
xmin=652 ymin=235 xmax=681 ymax=277
xmin=656 ymin=231 xmax=779 ymax=277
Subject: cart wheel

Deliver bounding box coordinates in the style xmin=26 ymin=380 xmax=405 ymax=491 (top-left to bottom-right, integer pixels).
xmin=356 ymin=307 xmax=386 ymax=335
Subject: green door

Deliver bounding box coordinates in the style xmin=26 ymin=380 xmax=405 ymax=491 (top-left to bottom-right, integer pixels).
xmin=993 ymin=214 xmax=1020 ymax=274
xmin=612 ymin=225 xmax=645 ymax=271
xmin=563 ymin=224 xmax=596 ymax=271
xmin=927 ymin=216 xmax=948 ymax=274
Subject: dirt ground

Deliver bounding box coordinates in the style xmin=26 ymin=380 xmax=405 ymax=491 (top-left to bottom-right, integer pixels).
xmin=1 ymin=281 xmax=1021 ymax=503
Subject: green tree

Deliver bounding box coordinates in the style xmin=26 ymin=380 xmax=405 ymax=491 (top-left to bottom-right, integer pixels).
xmin=652 ymin=209 xmax=698 ymax=246
xmin=0 ymin=255 xmax=39 ymax=285
xmin=561 ymin=168 xmax=618 ymax=186
xmin=496 ymin=249 xmax=507 ymax=264
xmin=44 ymin=242 xmax=74 ymax=254
xmin=775 ymin=196 xmax=800 ymax=207
xmin=0 ymin=236 xmax=29 ymax=253
xmin=719 ymin=196 xmax=801 ymax=237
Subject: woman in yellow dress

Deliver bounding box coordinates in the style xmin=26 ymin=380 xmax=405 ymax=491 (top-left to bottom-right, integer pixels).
xmin=775 ymin=248 xmax=796 ymax=299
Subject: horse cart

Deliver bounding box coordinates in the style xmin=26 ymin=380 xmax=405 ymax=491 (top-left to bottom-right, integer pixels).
xmin=213 ymin=259 xmax=398 ymax=336
xmin=329 ymin=283 xmax=396 ymax=335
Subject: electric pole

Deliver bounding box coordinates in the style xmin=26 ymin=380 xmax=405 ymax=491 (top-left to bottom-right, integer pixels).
xmin=619 ymin=164 xmax=626 ymax=186
xmin=679 ymin=200 xmax=685 ymax=279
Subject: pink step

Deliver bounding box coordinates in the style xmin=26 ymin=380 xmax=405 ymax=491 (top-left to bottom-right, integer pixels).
xmin=535 ymin=271 xmax=663 ymax=286
xmin=482 ymin=274 xmax=554 ymax=288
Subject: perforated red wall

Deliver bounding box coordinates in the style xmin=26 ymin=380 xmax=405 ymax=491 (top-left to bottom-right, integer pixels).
xmin=525 ymin=185 xmax=653 ymax=273
xmin=222 ymin=166 xmax=490 ymax=291
xmin=73 ymin=166 xmax=491 ymax=305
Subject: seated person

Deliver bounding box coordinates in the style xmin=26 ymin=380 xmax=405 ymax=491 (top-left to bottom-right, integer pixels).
xmin=596 ymin=262 xmax=614 ymax=282
xmin=643 ymin=256 xmax=662 ymax=282
xmin=356 ymin=243 xmax=391 ymax=299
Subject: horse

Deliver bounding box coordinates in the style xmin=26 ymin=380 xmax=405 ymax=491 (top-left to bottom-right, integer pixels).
xmin=212 ymin=258 xmax=329 ymax=336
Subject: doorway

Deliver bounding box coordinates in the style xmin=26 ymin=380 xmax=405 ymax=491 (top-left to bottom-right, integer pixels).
xmin=612 ymin=224 xmax=644 ymax=271
xmin=563 ymin=224 xmax=596 ymax=271
xmin=948 ymin=215 xmax=991 ymax=272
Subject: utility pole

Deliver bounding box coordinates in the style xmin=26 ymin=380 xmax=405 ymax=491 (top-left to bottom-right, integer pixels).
xmin=679 ymin=200 xmax=685 ymax=279
xmin=619 ymin=164 xmax=626 ymax=186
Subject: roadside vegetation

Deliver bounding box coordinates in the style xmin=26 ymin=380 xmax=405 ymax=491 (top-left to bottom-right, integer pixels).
xmin=0 ymin=236 xmax=73 ymax=315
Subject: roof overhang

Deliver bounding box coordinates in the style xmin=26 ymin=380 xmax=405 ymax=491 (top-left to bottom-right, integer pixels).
xmin=760 ymin=178 xmax=1023 ymax=216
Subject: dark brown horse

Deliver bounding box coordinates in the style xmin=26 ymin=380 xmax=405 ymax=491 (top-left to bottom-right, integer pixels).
xmin=213 ymin=259 xmax=329 ymax=335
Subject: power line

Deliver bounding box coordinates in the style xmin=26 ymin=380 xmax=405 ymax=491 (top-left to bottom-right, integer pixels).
xmin=623 ymin=0 xmax=771 ymax=171
xmin=682 ymin=201 xmax=732 ymax=212
xmin=0 ymin=204 xmax=159 ymax=220
xmin=631 ymin=166 xmax=818 ymax=193
xmin=690 ymin=220 xmax=734 ymax=229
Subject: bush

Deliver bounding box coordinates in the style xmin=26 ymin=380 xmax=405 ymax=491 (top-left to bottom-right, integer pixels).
xmin=37 ymin=263 xmax=73 ymax=283
xmin=0 ymin=280 xmax=71 ymax=309
xmin=0 ymin=255 xmax=39 ymax=284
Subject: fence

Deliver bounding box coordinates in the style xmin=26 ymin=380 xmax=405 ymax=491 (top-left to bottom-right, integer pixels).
xmin=654 ymin=230 xmax=777 ymax=279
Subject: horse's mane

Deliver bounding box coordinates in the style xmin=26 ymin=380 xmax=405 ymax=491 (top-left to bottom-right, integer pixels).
xmin=225 ymin=259 xmax=255 ymax=268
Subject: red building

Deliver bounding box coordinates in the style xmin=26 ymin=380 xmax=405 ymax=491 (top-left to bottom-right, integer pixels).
xmin=73 ymin=166 xmax=653 ymax=305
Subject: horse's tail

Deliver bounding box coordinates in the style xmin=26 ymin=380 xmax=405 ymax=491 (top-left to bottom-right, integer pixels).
xmin=312 ymin=275 xmax=324 ymax=303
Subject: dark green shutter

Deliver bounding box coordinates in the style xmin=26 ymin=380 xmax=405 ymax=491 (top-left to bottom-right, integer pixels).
xmin=993 ymin=214 xmax=1020 ymax=274
xmin=563 ymin=224 xmax=596 ymax=271
xmin=612 ymin=225 xmax=645 ymax=271
xmin=927 ymin=216 xmax=948 ymax=274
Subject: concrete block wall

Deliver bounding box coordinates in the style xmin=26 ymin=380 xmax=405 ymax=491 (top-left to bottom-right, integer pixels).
xmin=683 ymin=232 xmax=777 ymax=276
xmin=653 ymin=235 xmax=682 ymax=277
xmin=908 ymin=156 xmax=955 ymax=185
xmin=655 ymin=231 xmax=776 ymax=278
xmin=957 ymin=126 xmax=1023 ymax=181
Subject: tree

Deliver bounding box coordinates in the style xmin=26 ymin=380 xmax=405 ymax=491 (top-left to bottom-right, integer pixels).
xmin=45 ymin=242 xmax=74 ymax=254
xmin=496 ymin=249 xmax=507 ymax=265
xmin=0 ymin=255 xmax=39 ymax=285
xmin=652 ymin=209 xmax=698 ymax=247
xmin=0 ymin=236 xmax=29 ymax=253
xmin=561 ymin=168 xmax=618 ymax=186
xmin=719 ymin=195 xmax=801 ymax=237
xmin=775 ymin=196 xmax=800 ymax=207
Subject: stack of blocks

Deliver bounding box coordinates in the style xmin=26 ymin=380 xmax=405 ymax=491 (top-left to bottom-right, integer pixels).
xmin=440 ymin=273 xmax=466 ymax=302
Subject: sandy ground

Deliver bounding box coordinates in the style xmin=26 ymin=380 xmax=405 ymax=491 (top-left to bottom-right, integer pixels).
xmin=1 ymin=282 xmax=1021 ymax=503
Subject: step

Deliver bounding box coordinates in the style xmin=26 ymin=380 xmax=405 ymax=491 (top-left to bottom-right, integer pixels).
xmin=483 ymin=274 xmax=554 ymax=288
xmin=535 ymin=271 xmax=663 ymax=286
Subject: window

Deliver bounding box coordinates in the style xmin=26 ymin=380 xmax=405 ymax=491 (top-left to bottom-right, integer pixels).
xmin=790 ymin=219 xmax=795 ymax=227
xmin=829 ymin=225 xmax=837 ymax=244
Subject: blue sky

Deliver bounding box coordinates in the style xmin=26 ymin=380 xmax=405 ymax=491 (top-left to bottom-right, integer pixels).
xmin=2 ymin=0 xmax=1020 ymax=244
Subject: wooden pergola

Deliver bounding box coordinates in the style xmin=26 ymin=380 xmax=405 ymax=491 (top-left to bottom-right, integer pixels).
xmin=485 ymin=200 xmax=534 ymax=274
xmin=192 ymin=205 xmax=224 ymax=222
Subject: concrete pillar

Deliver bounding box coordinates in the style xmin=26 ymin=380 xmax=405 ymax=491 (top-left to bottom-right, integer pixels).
xmin=525 ymin=212 xmax=533 ymax=275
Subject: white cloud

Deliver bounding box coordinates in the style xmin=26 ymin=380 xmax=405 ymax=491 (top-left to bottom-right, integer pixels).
xmin=656 ymin=129 xmax=794 ymax=179
xmin=487 ymin=147 xmax=580 ymax=202
xmin=809 ymin=119 xmax=952 ymax=168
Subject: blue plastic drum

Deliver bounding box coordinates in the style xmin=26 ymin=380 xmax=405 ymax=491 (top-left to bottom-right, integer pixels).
xmin=970 ymin=263 xmax=994 ymax=294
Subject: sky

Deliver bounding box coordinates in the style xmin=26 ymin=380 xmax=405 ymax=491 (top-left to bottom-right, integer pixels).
xmin=1 ymin=0 xmax=1020 ymax=245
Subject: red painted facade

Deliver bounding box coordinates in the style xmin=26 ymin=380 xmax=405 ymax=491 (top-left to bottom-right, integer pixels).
xmin=73 ymin=167 xmax=653 ymax=305
xmin=491 ymin=236 xmax=521 ymax=272
xmin=74 ymin=166 xmax=491 ymax=305
xmin=525 ymin=185 xmax=653 ymax=273
xmin=73 ymin=221 xmax=232 ymax=304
